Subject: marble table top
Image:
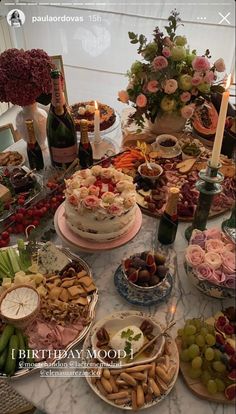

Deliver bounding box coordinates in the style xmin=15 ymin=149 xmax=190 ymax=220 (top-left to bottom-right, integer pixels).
xmin=5 ymin=140 xmax=235 ymax=414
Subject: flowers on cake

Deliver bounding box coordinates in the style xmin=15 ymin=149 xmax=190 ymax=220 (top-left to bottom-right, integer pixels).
xmin=83 ymin=195 xmax=100 ymax=209
xmin=118 ymin=10 xmax=225 ymax=128
xmin=107 ymin=203 xmax=124 ymax=216
xmin=186 ymin=228 xmax=236 ymax=288
xmin=101 ymin=192 xmax=115 ymax=204
xmin=88 ymin=185 xmax=100 ymax=197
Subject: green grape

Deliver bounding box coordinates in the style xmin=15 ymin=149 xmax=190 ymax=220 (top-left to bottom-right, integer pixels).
xmin=207 ymin=325 xmax=215 ymax=335
xmin=180 ymin=349 xmax=190 ymax=362
xmin=181 ymin=339 xmax=188 ymax=350
xmin=205 ymin=347 xmax=215 ymax=361
xmin=192 ymin=318 xmax=202 ymax=330
xmin=200 ymin=327 xmax=208 ymax=337
xmin=178 ymin=328 xmax=184 ymax=337
xmin=215 ymin=378 xmax=225 ymax=392
xmin=184 ymin=324 xmax=197 ymax=336
xmin=191 ymin=356 xmax=203 ymax=369
xmin=196 ymin=334 xmax=205 ymax=347
xmin=189 ymin=367 xmax=202 ymax=379
xmin=212 ymin=361 xmax=226 ymax=373
xmin=214 ymin=349 xmax=222 ymax=361
xmin=201 ymin=370 xmax=212 ymax=385
xmin=186 ymin=335 xmax=196 ymax=345
xmin=185 ymin=319 xmax=193 ymax=325
xmin=188 ymin=344 xmax=200 ymax=359
xmin=207 ymin=379 xmax=218 ymax=395
xmin=205 ymin=334 xmax=216 ymax=346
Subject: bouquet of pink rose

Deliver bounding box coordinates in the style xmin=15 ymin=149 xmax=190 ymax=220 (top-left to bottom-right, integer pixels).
xmin=185 ymin=228 xmax=236 ymax=289
xmin=118 ymin=10 xmax=226 ymax=128
xmin=0 ymin=48 xmax=54 ymax=106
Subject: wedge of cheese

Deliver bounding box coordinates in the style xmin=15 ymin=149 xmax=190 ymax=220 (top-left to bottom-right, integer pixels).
xmin=0 ymin=184 xmax=11 ymax=203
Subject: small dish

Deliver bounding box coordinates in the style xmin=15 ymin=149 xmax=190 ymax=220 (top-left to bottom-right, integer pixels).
xmin=181 ymin=142 xmax=201 ymax=160
xmin=138 ymin=163 xmax=163 ymax=181
xmin=154 ymin=134 xmax=182 ymax=159
xmin=90 ymin=311 xmax=165 ymax=368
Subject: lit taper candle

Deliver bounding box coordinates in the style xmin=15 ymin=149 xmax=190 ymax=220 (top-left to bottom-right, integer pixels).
xmin=94 ymin=101 xmax=101 ymax=144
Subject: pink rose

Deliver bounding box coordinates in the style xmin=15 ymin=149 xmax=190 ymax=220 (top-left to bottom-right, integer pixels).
xmin=204 ymin=71 xmax=215 ymax=84
xmin=224 ymin=274 xmax=236 ymax=289
xmin=88 ymin=185 xmax=100 ymax=196
xmin=83 ymin=195 xmax=100 ymax=209
xmin=163 ymin=36 xmax=173 ymax=47
xmin=192 ymin=56 xmax=210 ymax=72
xmin=192 ymin=74 xmax=203 ymax=86
xmin=205 ymin=239 xmax=225 ymax=253
xmin=118 ymin=90 xmax=129 ymax=103
xmin=180 ymin=91 xmax=191 ymax=103
xmin=181 ymin=104 xmax=195 ymax=119
xmin=190 ymin=230 xmax=206 ymax=249
xmin=152 ymin=56 xmax=168 ymax=71
xmin=164 ymin=79 xmax=178 ymax=94
xmin=204 ymin=228 xmax=222 ymax=239
xmin=210 ymin=269 xmax=226 ymax=284
xmin=214 ymin=58 xmax=226 ymax=72
xmin=162 ymin=47 xmax=171 ymax=58
xmin=136 ymin=94 xmax=147 ymax=108
xmin=223 ymin=243 xmax=235 ymax=252
xmin=147 ymin=80 xmax=158 ymax=93
xmin=205 ymin=252 xmax=222 ymax=269
xmin=108 ymin=203 xmax=123 ymax=215
xmin=196 ymin=263 xmax=213 ymax=281
xmin=185 ymin=244 xmax=205 ymax=267
xmin=221 ymin=251 xmax=236 ymax=273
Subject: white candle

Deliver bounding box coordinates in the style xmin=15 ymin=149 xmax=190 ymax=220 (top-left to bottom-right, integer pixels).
xmin=210 ymin=75 xmax=231 ymax=168
xmin=94 ymin=101 xmax=101 ymax=144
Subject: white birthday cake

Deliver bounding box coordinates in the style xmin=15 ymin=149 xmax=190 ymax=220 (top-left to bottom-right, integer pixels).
xmin=64 ymin=166 xmax=137 ymax=242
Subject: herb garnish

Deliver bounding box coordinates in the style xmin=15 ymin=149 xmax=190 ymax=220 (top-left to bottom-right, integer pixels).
xmin=121 ymin=329 xmax=142 ymax=356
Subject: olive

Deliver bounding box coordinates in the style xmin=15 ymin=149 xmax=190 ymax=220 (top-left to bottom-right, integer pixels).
xmin=138 ymin=269 xmax=151 ymax=282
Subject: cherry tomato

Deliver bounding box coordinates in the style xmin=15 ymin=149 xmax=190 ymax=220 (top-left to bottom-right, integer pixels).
xmin=32 ymin=220 xmax=40 ymax=227
xmin=15 ymin=213 xmax=24 ymax=222
xmin=0 ymin=239 xmax=8 ymax=248
xmin=1 ymin=231 xmax=10 ymax=240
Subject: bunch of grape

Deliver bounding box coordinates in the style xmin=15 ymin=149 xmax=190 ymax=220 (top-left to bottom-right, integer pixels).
xmin=178 ymin=318 xmax=228 ymax=395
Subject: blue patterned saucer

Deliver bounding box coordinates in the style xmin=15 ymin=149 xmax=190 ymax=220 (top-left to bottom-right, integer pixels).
xmin=114 ymin=265 xmax=173 ymax=306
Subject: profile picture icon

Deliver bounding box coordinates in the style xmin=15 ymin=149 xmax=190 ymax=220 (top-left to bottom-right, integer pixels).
xmin=7 ymin=9 xmax=25 ymax=27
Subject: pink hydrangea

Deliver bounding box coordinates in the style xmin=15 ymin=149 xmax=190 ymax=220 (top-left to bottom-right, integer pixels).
xmin=164 ymin=79 xmax=178 ymax=94
xmin=162 ymin=47 xmax=171 ymax=58
xmin=181 ymin=104 xmax=195 ymax=119
xmin=180 ymin=91 xmax=191 ymax=103
xmin=147 ymin=80 xmax=158 ymax=93
xmin=152 ymin=56 xmax=168 ymax=71
xmin=192 ymin=56 xmax=211 ymax=72
xmin=136 ymin=94 xmax=147 ymax=107
xmin=0 ymin=48 xmax=53 ymax=106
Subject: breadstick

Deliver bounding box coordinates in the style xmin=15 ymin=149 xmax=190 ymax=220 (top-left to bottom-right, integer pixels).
xmin=120 ymin=372 xmax=137 ymax=387
xmin=148 ymin=378 xmax=161 ymax=397
xmin=156 ymin=366 xmax=170 ymax=384
xmin=149 ymin=362 xmax=156 ymax=378
xmin=114 ymin=398 xmax=131 ymax=406
xmin=137 ymin=385 xmax=145 ymax=408
xmin=130 ymin=372 xmax=147 ymax=381
xmin=101 ymin=376 xmax=113 ymax=393
xmin=103 ymin=369 xmax=111 ymax=379
xmin=131 ymin=389 xmax=138 ymax=410
xmin=116 ymin=379 xmax=129 ymax=387
xmin=164 ymin=339 xmax=172 ymax=356
xmin=155 ymin=377 xmax=168 ymax=393
xmin=109 ymin=375 xmax=119 ymax=393
xmin=96 ymin=380 xmax=107 ymax=397
xmin=167 ymin=365 xmax=177 ymax=383
xmin=125 ymin=364 xmax=153 ymax=373
xmin=110 ymin=369 xmax=123 ymax=375
xmin=141 ymin=382 xmax=148 ymax=394
xmin=107 ymin=391 xmax=129 ymax=400
xmin=145 ymin=392 xmax=153 ymax=404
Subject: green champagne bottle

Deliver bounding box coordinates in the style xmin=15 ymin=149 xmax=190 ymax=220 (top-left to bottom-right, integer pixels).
xmin=47 ymin=69 xmax=77 ymax=167
xmin=26 ymin=120 xmax=44 ymax=171
xmin=157 ymin=187 xmax=180 ymax=245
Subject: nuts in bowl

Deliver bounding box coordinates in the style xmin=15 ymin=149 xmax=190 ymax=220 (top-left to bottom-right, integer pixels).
xmin=123 ymin=251 xmax=169 ymax=291
xmin=138 ymin=163 xmax=163 ymax=181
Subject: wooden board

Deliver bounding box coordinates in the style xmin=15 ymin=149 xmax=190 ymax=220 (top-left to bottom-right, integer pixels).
xmin=176 ymin=338 xmax=235 ymax=404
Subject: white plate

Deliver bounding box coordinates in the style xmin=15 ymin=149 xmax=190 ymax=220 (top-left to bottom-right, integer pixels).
xmin=90 ymin=311 xmax=165 ymax=368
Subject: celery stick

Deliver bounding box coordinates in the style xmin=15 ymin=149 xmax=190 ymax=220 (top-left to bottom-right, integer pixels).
xmin=0 ymin=250 xmax=14 ymax=274
xmin=7 ymin=248 xmax=21 ymax=274
xmin=17 ymin=240 xmax=32 ymax=272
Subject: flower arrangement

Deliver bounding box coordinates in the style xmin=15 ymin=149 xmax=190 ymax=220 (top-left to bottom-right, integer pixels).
xmin=0 ymin=48 xmax=54 ymax=106
xmin=118 ymin=10 xmax=226 ymax=128
xmin=185 ymin=228 xmax=236 ymax=289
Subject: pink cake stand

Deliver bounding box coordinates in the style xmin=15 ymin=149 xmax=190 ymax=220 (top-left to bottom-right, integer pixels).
xmin=54 ymin=203 xmax=142 ymax=252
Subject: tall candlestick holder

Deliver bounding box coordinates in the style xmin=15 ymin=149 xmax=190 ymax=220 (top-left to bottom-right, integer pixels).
xmin=185 ymin=161 xmax=224 ymax=241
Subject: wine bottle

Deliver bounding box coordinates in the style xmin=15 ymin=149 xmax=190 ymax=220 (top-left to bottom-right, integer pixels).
xmin=47 ymin=69 xmax=77 ymax=167
xmin=157 ymin=187 xmax=180 ymax=245
xmin=25 ymin=119 xmax=44 ymax=171
xmin=78 ymin=119 xmax=93 ymax=168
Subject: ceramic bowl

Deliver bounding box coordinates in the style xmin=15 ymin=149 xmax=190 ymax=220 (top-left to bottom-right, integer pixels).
xmin=90 ymin=311 xmax=165 ymax=368
xmin=184 ymin=262 xmax=236 ymax=299
xmin=138 ymin=163 xmax=163 ymax=181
